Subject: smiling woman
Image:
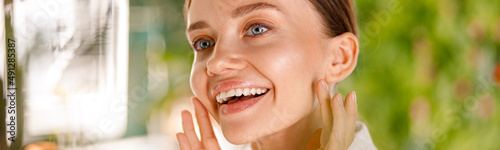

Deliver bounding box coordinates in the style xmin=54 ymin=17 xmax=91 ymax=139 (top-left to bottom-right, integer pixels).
xmin=177 ymin=0 xmax=376 ymax=150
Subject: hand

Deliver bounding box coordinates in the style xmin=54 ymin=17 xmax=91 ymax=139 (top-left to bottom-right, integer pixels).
xmin=24 ymin=142 xmax=58 ymax=150
xmin=314 ymin=80 xmax=358 ymax=150
xmin=176 ymin=97 xmax=221 ymax=150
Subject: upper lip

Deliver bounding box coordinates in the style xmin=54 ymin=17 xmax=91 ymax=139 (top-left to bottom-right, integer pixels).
xmin=211 ymin=80 xmax=270 ymax=101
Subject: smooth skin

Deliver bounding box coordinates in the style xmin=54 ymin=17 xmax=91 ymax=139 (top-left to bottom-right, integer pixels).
xmin=179 ymin=0 xmax=359 ymax=149
xmin=177 ymin=81 xmax=357 ymax=150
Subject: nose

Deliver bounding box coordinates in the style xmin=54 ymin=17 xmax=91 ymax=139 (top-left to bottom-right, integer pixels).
xmin=206 ymin=40 xmax=247 ymax=76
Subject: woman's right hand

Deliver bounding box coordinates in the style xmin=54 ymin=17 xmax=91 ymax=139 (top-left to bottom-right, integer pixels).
xmin=176 ymin=97 xmax=221 ymax=150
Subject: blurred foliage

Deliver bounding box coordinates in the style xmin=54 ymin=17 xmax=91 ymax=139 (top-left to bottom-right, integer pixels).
xmin=132 ymin=0 xmax=500 ymax=149
xmin=343 ymin=0 xmax=500 ymax=149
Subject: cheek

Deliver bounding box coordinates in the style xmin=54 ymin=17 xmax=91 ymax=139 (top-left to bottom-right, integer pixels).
xmin=190 ymin=61 xmax=219 ymax=119
xmin=190 ymin=65 xmax=205 ymax=98
xmin=258 ymin=38 xmax=324 ymax=86
xmin=251 ymin=32 xmax=325 ymax=80
xmin=253 ymin=41 xmax=322 ymax=117
xmin=273 ymin=47 xmax=318 ymax=101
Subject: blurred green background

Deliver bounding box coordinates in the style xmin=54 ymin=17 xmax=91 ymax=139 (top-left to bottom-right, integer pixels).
xmin=128 ymin=0 xmax=500 ymax=149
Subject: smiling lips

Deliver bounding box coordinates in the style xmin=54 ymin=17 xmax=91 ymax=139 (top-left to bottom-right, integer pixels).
xmin=211 ymin=81 xmax=270 ymax=107
xmin=216 ymin=88 xmax=269 ymax=104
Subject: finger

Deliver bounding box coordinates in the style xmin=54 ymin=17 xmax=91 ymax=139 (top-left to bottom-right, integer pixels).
xmin=344 ymin=91 xmax=358 ymax=146
xmin=176 ymin=132 xmax=191 ymax=150
xmin=24 ymin=142 xmax=57 ymax=150
xmin=193 ymin=97 xmax=220 ymax=149
xmin=181 ymin=110 xmax=203 ymax=149
xmin=327 ymin=130 xmax=342 ymax=150
xmin=331 ymin=94 xmax=347 ymax=149
xmin=315 ymin=79 xmax=333 ymax=148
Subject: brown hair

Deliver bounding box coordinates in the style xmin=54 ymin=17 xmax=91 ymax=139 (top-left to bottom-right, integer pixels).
xmin=183 ymin=0 xmax=357 ymax=37
xmin=308 ymin=0 xmax=358 ymax=37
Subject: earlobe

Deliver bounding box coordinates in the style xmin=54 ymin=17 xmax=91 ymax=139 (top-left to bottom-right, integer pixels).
xmin=324 ymin=32 xmax=359 ymax=84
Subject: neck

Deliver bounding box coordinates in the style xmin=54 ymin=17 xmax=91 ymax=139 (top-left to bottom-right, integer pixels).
xmin=250 ymin=105 xmax=322 ymax=150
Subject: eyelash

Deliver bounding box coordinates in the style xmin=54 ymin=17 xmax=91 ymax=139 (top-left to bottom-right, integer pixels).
xmin=190 ymin=21 xmax=273 ymax=52
xmin=192 ymin=37 xmax=214 ymax=52
xmin=243 ymin=22 xmax=273 ymax=37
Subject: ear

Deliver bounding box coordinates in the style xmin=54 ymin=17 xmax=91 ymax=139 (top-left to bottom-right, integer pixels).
xmin=324 ymin=32 xmax=359 ymax=83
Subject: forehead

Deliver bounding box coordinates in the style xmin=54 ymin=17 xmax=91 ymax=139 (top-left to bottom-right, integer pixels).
xmin=186 ymin=0 xmax=314 ymax=26
xmin=187 ymin=0 xmax=237 ymax=25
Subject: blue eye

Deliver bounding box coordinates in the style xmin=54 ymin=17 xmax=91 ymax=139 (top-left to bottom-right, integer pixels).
xmin=246 ymin=26 xmax=268 ymax=36
xmin=194 ymin=39 xmax=214 ymax=50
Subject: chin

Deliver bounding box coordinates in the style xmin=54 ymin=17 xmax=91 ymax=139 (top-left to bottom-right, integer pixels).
xmin=221 ymin=125 xmax=261 ymax=145
xmin=220 ymin=117 xmax=291 ymax=145
xmin=224 ymin=135 xmax=253 ymax=145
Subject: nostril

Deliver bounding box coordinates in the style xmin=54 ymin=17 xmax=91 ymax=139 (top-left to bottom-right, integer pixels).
xmin=207 ymin=67 xmax=215 ymax=76
xmin=206 ymin=56 xmax=247 ymax=76
xmin=207 ymin=66 xmax=216 ymax=76
xmin=206 ymin=59 xmax=224 ymax=76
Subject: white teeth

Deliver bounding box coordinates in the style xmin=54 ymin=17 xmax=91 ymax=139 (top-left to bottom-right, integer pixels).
xmin=216 ymin=88 xmax=269 ymax=103
xmin=236 ymin=89 xmax=243 ymax=97
xmin=227 ymin=90 xmax=236 ymax=98
xmin=219 ymin=91 xmax=226 ymax=103
xmin=243 ymin=88 xmax=250 ymax=96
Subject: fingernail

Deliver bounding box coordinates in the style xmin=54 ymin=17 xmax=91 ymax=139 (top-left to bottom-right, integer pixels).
xmin=336 ymin=94 xmax=343 ymax=105
xmin=352 ymin=91 xmax=357 ymax=104
xmin=321 ymin=80 xmax=329 ymax=91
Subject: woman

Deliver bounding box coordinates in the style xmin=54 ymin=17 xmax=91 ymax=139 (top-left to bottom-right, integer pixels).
xmin=176 ymin=0 xmax=377 ymax=149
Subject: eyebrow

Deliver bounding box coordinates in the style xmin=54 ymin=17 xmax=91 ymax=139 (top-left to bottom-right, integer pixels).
xmin=187 ymin=21 xmax=209 ymax=32
xmin=187 ymin=2 xmax=279 ymax=32
xmin=232 ymin=2 xmax=279 ymax=18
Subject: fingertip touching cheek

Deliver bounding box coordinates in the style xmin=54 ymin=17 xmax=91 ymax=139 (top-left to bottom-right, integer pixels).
xmin=186 ymin=0 xmax=335 ymax=144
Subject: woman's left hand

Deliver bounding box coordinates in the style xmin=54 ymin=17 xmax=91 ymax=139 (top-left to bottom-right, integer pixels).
xmin=314 ymin=80 xmax=358 ymax=150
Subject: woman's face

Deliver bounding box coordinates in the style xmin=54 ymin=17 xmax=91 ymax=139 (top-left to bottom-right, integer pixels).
xmin=187 ymin=0 xmax=331 ymax=144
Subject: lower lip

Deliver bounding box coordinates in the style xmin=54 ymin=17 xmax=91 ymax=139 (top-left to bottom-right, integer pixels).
xmin=219 ymin=92 xmax=268 ymax=115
